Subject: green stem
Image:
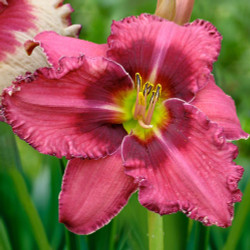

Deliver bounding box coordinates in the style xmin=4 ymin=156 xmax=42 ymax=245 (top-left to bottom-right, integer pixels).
xmin=223 ymin=181 xmax=250 ymax=250
xmin=147 ymin=211 xmax=164 ymax=250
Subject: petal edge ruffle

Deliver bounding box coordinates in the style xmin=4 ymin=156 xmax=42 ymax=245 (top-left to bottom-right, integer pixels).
xmin=191 ymin=77 xmax=249 ymax=140
xmin=25 ymin=31 xmax=108 ymax=67
xmin=108 ymin=14 xmax=222 ymax=101
xmin=122 ymin=99 xmax=243 ymax=227
xmin=59 ymin=150 xmax=137 ymax=234
xmin=0 ymin=0 xmax=81 ymax=100
xmin=3 ymin=56 xmax=133 ymax=159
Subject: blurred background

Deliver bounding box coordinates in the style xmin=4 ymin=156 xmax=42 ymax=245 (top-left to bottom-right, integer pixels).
xmin=0 ymin=0 xmax=249 ymax=249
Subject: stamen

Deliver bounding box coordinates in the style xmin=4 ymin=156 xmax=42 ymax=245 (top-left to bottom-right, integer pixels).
xmin=145 ymin=100 xmax=156 ymax=125
xmin=138 ymin=92 xmax=145 ymax=106
xmin=133 ymin=73 xmax=162 ymax=129
xmin=155 ymin=84 xmax=162 ymax=100
xmin=134 ymin=73 xmax=143 ymax=119
xmin=149 ymin=91 xmax=156 ymax=104
xmin=145 ymin=84 xmax=162 ymax=125
xmin=143 ymin=82 xmax=154 ymax=96
xmin=135 ymin=73 xmax=142 ymax=93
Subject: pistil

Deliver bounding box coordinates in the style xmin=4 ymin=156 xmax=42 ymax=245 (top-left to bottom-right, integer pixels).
xmin=133 ymin=73 xmax=162 ymax=129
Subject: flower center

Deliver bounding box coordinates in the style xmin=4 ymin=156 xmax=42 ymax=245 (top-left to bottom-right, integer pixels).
xmin=119 ymin=72 xmax=167 ymax=140
xmin=133 ymin=73 xmax=162 ymax=129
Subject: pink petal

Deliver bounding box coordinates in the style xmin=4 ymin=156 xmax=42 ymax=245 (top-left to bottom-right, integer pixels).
xmin=122 ymin=98 xmax=243 ymax=227
xmin=0 ymin=0 xmax=35 ymax=62
xmin=0 ymin=0 xmax=81 ymax=101
xmin=59 ymin=150 xmax=137 ymax=235
xmin=25 ymin=31 xmax=108 ymax=67
xmin=192 ymin=77 xmax=249 ymax=140
xmin=108 ymin=14 xmax=221 ymax=101
xmin=3 ymin=56 xmax=133 ymax=159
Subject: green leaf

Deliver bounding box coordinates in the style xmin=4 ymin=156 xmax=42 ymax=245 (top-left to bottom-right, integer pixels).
xmin=195 ymin=223 xmax=210 ymax=250
xmin=0 ymin=123 xmax=51 ymax=250
xmin=0 ymin=219 xmax=12 ymax=250
xmin=164 ymin=213 xmax=188 ymax=250
xmin=223 ymin=181 xmax=250 ymax=250
xmin=0 ymin=123 xmax=22 ymax=170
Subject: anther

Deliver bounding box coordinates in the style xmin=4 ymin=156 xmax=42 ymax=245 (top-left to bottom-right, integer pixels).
xmin=134 ymin=73 xmax=143 ymax=119
xmin=133 ymin=73 xmax=162 ymax=129
xmin=143 ymin=82 xmax=154 ymax=96
xmin=155 ymin=84 xmax=162 ymax=100
xmin=135 ymin=73 xmax=142 ymax=92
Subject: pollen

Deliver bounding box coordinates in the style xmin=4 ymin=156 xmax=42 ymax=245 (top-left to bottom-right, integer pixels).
xmin=133 ymin=72 xmax=162 ymax=129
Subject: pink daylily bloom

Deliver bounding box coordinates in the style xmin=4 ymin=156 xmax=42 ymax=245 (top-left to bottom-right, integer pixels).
xmin=0 ymin=0 xmax=81 ymax=121
xmin=2 ymin=14 xmax=249 ymax=234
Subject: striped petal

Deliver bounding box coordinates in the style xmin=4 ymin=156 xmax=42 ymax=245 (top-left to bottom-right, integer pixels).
xmin=0 ymin=0 xmax=81 ymax=99
xmin=25 ymin=31 xmax=108 ymax=67
xmin=122 ymin=98 xmax=243 ymax=227
xmin=3 ymin=56 xmax=133 ymax=159
xmin=108 ymin=14 xmax=221 ymax=101
xmin=191 ymin=77 xmax=249 ymax=140
xmin=59 ymin=150 xmax=137 ymax=234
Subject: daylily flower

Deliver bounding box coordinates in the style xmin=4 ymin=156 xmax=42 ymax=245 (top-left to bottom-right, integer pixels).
xmin=0 ymin=0 xmax=81 ymax=121
xmin=155 ymin=0 xmax=195 ymax=24
xmin=2 ymin=14 xmax=249 ymax=234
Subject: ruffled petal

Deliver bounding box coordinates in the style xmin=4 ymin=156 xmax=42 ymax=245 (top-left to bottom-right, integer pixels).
xmin=3 ymin=56 xmax=133 ymax=159
xmin=192 ymin=77 xmax=249 ymax=140
xmin=25 ymin=31 xmax=108 ymax=67
xmin=59 ymin=149 xmax=137 ymax=235
xmin=122 ymin=98 xmax=243 ymax=227
xmin=108 ymin=14 xmax=221 ymax=101
xmin=0 ymin=0 xmax=81 ymax=97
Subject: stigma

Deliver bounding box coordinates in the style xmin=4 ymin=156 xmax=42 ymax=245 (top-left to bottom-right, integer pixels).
xmin=133 ymin=73 xmax=162 ymax=129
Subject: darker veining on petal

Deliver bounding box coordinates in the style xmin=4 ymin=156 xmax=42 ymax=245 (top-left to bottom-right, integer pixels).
xmin=108 ymin=14 xmax=222 ymax=102
xmin=122 ymin=99 xmax=243 ymax=227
